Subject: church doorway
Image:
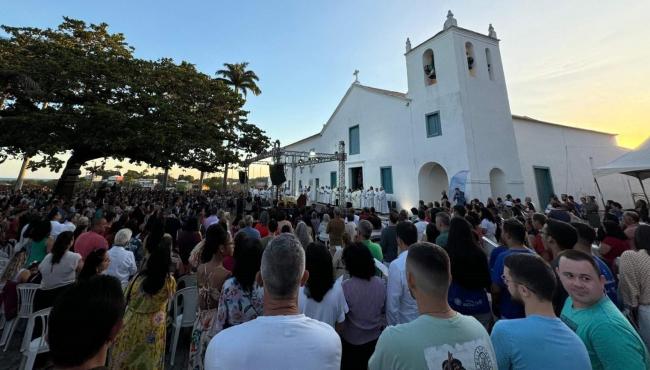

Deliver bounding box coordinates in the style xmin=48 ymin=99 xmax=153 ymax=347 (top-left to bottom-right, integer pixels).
xmin=418 ymin=162 xmax=449 ymax=204
xmin=489 ymin=168 xmax=507 ymax=198
xmin=350 ymin=167 xmax=363 ymax=190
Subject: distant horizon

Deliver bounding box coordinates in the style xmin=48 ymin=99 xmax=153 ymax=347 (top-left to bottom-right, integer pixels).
xmin=2 ymin=0 xmax=649 ymax=179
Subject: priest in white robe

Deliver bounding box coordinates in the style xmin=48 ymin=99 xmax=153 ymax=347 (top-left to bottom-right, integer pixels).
xmin=373 ymin=187 xmax=382 ymax=212
xmin=367 ymin=187 xmax=375 ymax=210
xmin=378 ymin=187 xmax=389 ymax=213
xmin=352 ymin=189 xmax=360 ymax=209
xmin=346 ymin=188 xmax=353 ymax=207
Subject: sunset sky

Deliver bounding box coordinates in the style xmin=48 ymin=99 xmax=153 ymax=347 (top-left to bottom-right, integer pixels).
xmin=1 ymin=0 xmax=649 ymax=180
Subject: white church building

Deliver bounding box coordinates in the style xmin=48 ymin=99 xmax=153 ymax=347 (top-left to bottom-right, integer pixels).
xmin=283 ymin=11 xmax=639 ymax=210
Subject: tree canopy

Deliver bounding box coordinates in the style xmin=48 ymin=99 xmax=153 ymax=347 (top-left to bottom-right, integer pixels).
xmin=0 ymin=17 xmax=270 ymax=197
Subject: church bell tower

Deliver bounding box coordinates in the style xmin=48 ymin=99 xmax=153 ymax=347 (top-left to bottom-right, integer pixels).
xmin=403 ymin=10 xmax=525 ymax=201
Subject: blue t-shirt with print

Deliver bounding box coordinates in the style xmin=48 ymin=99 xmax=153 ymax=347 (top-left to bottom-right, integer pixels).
xmin=491 ymin=248 xmax=535 ymax=319
xmin=448 ymin=281 xmax=491 ymax=315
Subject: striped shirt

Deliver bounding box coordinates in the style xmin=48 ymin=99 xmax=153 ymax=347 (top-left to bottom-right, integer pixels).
xmin=620 ymin=249 xmax=650 ymax=306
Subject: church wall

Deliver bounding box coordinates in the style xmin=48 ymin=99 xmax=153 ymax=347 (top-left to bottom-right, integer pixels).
xmin=513 ymin=118 xmax=640 ymax=209
xmin=285 ymin=86 xmax=418 ymax=208
xmin=281 ymin=18 xmax=643 ymax=211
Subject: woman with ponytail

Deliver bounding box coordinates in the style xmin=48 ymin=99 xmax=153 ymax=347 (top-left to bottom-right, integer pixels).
xmin=35 ymin=230 xmax=83 ymax=311
xmin=187 ymin=223 xmax=233 ymax=370
xmin=38 ymin=231 xmax=82 ymax=290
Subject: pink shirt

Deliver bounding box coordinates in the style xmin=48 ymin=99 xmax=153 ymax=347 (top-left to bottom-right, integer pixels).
xmin=74 ymin=231 xmax=108 ymax=260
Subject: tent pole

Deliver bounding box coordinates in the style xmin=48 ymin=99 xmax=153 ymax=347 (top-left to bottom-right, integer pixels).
xmin=593 ymin=176 xmax=606 ymax=209
xmin=638 ymin=174 xmax=649 ymax=204
xmin=590 ymin=156 xmax=607 ymax=209
xmin=627 ymin=179 xmax=636 ymax=206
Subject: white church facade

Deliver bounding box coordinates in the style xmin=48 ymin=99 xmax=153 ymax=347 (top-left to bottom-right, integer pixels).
xmin=283 ymin=12 xmax=638 ymax=210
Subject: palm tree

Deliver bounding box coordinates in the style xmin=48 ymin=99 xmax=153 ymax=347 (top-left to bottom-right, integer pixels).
xmin=216 ymin=62 xmax=261 ymax=189
xmin=216 ymin=62 xmax=262 ymax=97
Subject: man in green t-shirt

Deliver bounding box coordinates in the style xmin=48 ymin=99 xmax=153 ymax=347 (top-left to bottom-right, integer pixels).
xmin=369 ymin=242 xmax=496 ymax=370
xmin=358 ymin=219 xmax=383 ymax=262
xmin=557 ymin=249 xmax=649 ymax=370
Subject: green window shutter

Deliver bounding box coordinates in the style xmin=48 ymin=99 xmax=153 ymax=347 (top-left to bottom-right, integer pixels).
xmin=426 ymin=112 xmax=442 ymax=137
xmin=330 ymin=171 xmax=337 ymax=188
xmin=349 ymin=125 xmax=360 ymax=155
xmin=380 ymin=167 xmax=393 ymax=194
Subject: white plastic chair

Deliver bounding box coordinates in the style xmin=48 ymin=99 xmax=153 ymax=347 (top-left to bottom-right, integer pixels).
xmin=169 ymin=286 xmax=198 ymax=366
xmin=3 ymin=283 xmax=39 ymax=351
xmin=19 ymin=307 xmax=51 ymax=370
xmin=176 ymin=273 xmax=197 ymax=289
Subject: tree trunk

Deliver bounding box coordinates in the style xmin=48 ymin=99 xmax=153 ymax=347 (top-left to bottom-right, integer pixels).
xmin=199 ymin=171 xmax=205 ymax=191
xmin=222 ymin=163 xmax=229 ymax=190
xmin=162 ymin=167 xmax=170 ymax=190
xmin=54 ymin=152 xmax=89 ymax=199
xmin=14 ymin=155 xmax=30 ymax=191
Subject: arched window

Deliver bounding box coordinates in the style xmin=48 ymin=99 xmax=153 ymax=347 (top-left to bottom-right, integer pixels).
xmin=485 ymin=48 xmax=494 ymax=80
xmin=465 ymin=42 xmax=476 ymax=76
xmin=422 ymin=49 xmax=437 ymax=85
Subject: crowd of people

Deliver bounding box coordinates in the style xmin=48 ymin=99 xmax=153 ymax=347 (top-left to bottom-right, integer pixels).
xmin=0 ymin=185 xmax=649 ymax=369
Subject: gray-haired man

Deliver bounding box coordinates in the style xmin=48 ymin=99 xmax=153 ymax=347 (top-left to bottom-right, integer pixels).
xmin=205 ymin=233 xmax=341 ymax=370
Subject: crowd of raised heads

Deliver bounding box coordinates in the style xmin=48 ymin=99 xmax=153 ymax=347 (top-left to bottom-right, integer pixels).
xmin=0 ymin=186 xmax=649 ymax=370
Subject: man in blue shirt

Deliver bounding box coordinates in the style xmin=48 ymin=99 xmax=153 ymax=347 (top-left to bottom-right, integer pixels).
xmin=491 ymin=219 xmax=534 ymax=319
xmin=571 ymin=222 xmax=618 ymax=305
xmin=491 ymin=253 xmax=590 ymax=370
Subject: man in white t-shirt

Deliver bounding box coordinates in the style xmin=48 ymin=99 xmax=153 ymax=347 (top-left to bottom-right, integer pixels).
xmin=106 ymin=228 xmax=138 ymax=288
xmin=386 ymin=222 xmax=420 ymax=326
xmin=205 ymin=233 xmax=342 ymax=370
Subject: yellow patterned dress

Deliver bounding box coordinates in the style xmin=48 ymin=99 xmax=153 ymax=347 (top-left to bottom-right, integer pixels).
xmin=109 ymin=274 xmax=176 ymax=370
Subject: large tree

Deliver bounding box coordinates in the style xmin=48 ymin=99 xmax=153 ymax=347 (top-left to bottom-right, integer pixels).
xmin=216 ymin=62 xmax=262 ymax=189
xmin=0 ymin=18 xmax=269 ymax=198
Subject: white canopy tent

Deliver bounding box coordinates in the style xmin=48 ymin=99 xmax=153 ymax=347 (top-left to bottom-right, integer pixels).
xmin=593 ymin=138 xmax=650 ymax=203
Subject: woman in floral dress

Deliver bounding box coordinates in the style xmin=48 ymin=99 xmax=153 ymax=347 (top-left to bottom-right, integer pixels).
xmin=187 ymin=224 xmax=233 ymax=370
xmin=209 ymin=237 xmax=264 ymax=337
xmin=109 ymin=238 xmax=176 ymax=370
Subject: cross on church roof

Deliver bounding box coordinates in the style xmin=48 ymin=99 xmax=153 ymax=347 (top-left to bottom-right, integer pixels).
xmin=353 ymin=69 xmax=360 ymax=84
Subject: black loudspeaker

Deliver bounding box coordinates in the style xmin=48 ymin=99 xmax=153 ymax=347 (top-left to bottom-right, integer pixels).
xmin=269 ymin=164 xmax=286 ymax=185
xmin=239 ymin=171 xmax=247 ymax=184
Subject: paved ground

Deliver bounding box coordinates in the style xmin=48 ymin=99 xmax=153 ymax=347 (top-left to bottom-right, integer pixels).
xmin=0 ymin=323 xmax=193 ymax=370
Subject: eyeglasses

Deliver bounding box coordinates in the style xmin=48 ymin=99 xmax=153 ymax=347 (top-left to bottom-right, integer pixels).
xmin=501 ymin=273 xmax=536 ymax=293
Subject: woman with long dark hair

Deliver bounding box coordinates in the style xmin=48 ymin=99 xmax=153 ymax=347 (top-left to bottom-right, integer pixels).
xmin=109 ymin=241 xmax=176 ymax=370
xmin=340 ymin=242 xmax=385 ymax=370
xmin=177 ymin=216 xmax=202 ymax=266
xmin=299 ymin=243 xmax=348 ymax=327
xmin=599 ymin=220 xmax=630 ymax=270
xmin=187 ymin=223 xmax=233 ymax=370
xmin=210 ymin=237 xmax=264 ymax=337
xmin=446 ymin=217 xmax=492 ymax=328
xmin=78 ymin=248 xmax=110 ymax=281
